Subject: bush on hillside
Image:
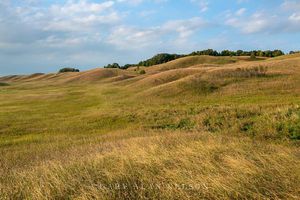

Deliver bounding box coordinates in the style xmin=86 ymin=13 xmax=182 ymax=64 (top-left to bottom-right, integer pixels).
xmin=250 ymin=53 xmax=256 ymax=59
xmin=120 ymin=64 xmax=133 ymax=69
xmin=202 ymin=106 xmax=300 ymax=140
xmin=0 ymin=82 xmax=9 ymax=86
xmin=226 ymin=66 xmax=268 ymax=78
xmin=104 ymin=63 xmax=120 ymax=69
xmin=59 ymin=68 xmax=80 ymax=73
xmin=139 ymin=70 xmax=146 ymax=75
xmin=289 ymin=51 xmax=300 ymax=54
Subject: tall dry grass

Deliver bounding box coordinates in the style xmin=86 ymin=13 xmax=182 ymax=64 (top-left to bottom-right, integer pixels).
xmin=1 ymin=131 xmax=299 ymax=200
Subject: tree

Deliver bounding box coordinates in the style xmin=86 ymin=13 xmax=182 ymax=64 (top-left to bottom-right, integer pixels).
xmin=112 ymin=63 xmax=120 ymax=68
xmin=236 ymin=50 xmax=243 ymax=56
xmin=290 ymin=51 xmax=300 ymax=54
xmin=272 ymin=50 xmax=284 ymax=57
xmin=258 ymin=51 xmax=265 ymax=57
xmin=221 ymin=50 xmax=231 ymax=56
xmin=264 ymin=50 xmax=272 ymax=57
xmin=120 ymin=64 xmax=133 ymax=70
xmin=229 ymin=51 xmax=236 ymax=57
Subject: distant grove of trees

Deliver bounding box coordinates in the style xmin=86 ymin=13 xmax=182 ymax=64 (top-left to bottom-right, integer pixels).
xmin=103 ymin=49 xmax=294 ymax=69
xmin=137 ymin=53 xmax=184 ymax=67
xmin=59 ymin=68 xmax=80 ymax=73
xmin=103 ymin=63 xmax=120 ymax=69
xmin=189 ymin=49 xmax=285 ymax=57
xmin=103 ymin=63 xmax=133 ymax=70
xmin=289 ymin=51 xmax=300 ymax=54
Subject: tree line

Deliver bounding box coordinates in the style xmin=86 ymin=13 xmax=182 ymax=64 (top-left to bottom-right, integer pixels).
xmin=189 ymin=49 xmax=284 ymax=57
xmin=102 ymin=49 xmax=295 ymax=69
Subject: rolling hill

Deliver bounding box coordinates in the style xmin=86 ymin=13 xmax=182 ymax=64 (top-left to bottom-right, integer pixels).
xmin=0 ymin=54 xmax=299 ymax=199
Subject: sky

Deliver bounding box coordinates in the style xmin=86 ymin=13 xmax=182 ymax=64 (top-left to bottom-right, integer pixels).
xmin=0 ymin=0 xmax=300 ymax=75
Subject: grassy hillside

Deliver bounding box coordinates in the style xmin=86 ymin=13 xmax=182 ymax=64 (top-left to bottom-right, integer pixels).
xmin=0 ymin=55 xmax=299 ymax=199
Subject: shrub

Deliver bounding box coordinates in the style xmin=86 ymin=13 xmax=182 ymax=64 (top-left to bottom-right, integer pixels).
xmin=289 ymin=51 xmax=300 ymax=54
xmin=230 ymin=66 xmax=268 ymax=78
xmin=139 ymin=70 xmax=146 ymax=75
xmin=120 ymin=64 xmax=133 ymax=70
xmin=59 ymin=68 xmax=80 ymax=73
xmin=250 ymin=53 xmax=256 ymax=59
xmin=151 ymin=118 xmax=194 ymax=130
xmin=184 ymin=79 xmax=220 ymax=95
xmin=0 ymin=82 xmax=9 ymax=86
xmin=201 ymin=106 xmax=300 ymax=140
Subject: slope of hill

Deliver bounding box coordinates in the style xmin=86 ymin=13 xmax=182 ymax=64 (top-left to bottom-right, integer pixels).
xmin=0 ymin=55 xmax=299 ymax=199
xmin=147 ymin=55 xmax=238 ymax=72
xmin=0 ymin=68 xmax=137 ymax=84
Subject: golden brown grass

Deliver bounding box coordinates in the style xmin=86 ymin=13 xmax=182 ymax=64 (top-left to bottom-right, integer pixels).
xmin=0 ymin=55 xmax=300 ymax=199
xmin=1 ymin=131 xmax=299 ymax=200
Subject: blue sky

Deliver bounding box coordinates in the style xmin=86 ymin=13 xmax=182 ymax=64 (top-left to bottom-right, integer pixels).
xmin=0 ymin=0 xmax=300 ymax=75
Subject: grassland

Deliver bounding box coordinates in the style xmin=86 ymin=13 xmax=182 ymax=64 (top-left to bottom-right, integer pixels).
xmin=0 ymin=55 xmax=299 ymax=199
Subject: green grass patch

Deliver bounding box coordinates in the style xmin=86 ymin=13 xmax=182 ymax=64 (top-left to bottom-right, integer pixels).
xmin=0 ymin=82 xmax=9 ymax=86
xmin=150 ymin=118 xmax=195 ymax=130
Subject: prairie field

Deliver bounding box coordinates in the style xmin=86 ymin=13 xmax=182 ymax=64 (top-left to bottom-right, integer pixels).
xmin=0 ymin=55 xmax=300 ymax=199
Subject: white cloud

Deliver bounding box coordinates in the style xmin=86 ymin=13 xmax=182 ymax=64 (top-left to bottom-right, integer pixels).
xmin=1 ymin=0 xmax=206 ymax=52
xmin=0 ymin=0 xmax=120 ymax=43
xmin=108 ymin=17 xmax=207 ymax=49
xmin=241 ymin=14 xmax=271 ymax=33
xmin=281 ymin=0 xmax=300 ymax=11
xmin=43 ymin=0 xmax=119 ymax=32
xmin=191 ymin=0 xmax=209 ymax=13
xmin=225 ymin=10 xmax=300 ymax=34
xmin=281 ymin=0 xmax=300 ymax=31
xmin=226 ymin=12 xmax=274 ymax=34
xmin=289 ymin=13 xmax=300 ymax=22
xmin=117 ymin=0 xmax=144 ymax=5
xmin=162 ymin=17 xmax=206 ymax=39
xmin=108 ymin=26 xmax=159 ymax=49
xmin=235 ymin=8 xmax=246 ymax=16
